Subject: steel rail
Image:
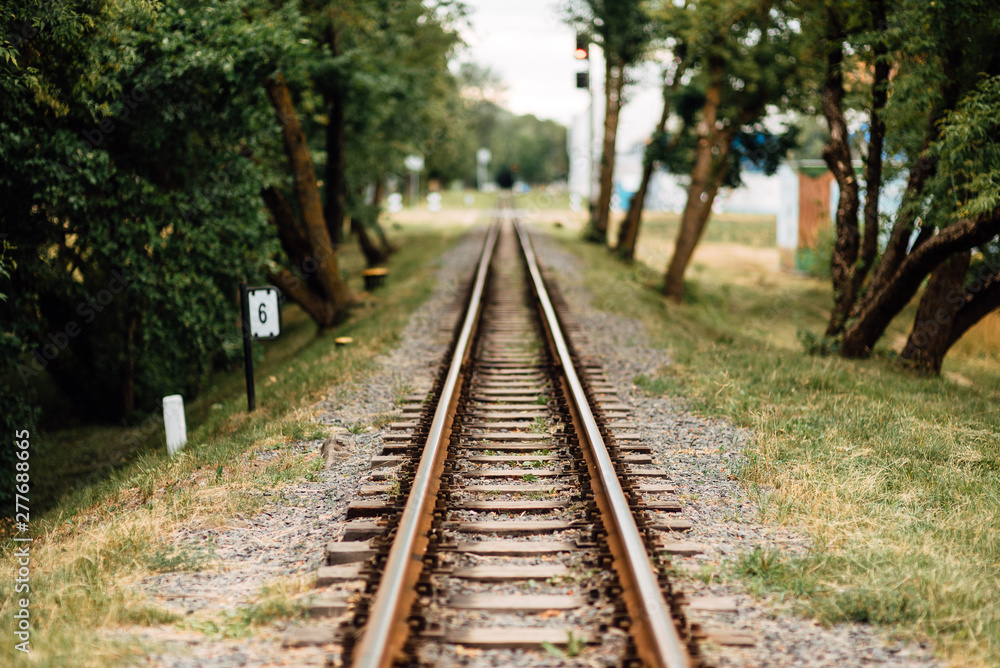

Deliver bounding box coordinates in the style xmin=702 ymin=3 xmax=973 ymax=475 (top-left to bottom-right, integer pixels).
xmin=513 ymin=217 xmax=692 ymax=668
xmin=351 ymin=214 xmax=502 ymax=668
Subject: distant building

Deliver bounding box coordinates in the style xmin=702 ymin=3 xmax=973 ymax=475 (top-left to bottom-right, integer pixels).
xmin=775 ymin=162 xmax=836 ymax=272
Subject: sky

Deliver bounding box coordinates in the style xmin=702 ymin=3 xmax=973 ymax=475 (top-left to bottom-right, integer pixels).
xmin=455 ymin=0 xmax=664 ymax=146
xmin=455 ymin=0 xmax=591 ymax=125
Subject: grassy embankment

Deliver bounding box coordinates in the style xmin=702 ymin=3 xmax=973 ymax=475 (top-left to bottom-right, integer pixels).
xmin=0 ymin=224 xmax=470 ymax=667
xmin=547 ymin=211 xmax=1000 ymax=666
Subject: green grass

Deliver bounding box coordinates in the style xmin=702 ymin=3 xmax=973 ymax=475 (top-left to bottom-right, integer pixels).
xmin=633 ymin=373 xmax=678 ymax=396
xmin=145 ymin=540 xmax=218 ymax=573
xmin=0 ymin=227 xmax=467 ymax=667
xmin=529 ymin=416 xmax=550 ymax=433
xmin=179 ymin=579 xmax=307 ymax=640
xmin=542 ymin=630 xmax=586 ymax=659
xmin=552 ymin=229 xmax=1000 ymax=666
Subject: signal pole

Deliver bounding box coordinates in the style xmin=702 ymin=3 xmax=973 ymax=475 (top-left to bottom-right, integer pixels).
xmin=575 ymin=33 xmax=596 ymax=233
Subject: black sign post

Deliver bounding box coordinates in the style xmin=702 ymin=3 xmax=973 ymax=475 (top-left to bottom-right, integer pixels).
xmin=240 ymin=281 xmax=256 ymax=412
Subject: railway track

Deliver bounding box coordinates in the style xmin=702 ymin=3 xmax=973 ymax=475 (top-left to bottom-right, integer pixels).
xmin=321 ymin=199 xmax=701 ymax=667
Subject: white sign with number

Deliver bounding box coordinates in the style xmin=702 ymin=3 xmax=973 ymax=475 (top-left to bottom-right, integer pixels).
xmin=247 ymin=287 xmax=281 ymax=339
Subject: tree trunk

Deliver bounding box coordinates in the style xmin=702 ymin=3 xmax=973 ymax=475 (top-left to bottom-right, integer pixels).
xmin=617 ymin=65 xmax=678 ymax=260
xmin=352 ymin=216 xmax=389 ymax=267
xmin=900 ymin=251 xmax=970 ymax=373
xmin=861 ymin=152 xmax=937 ymax=305
xmin=267 ymin=268 xmax=334 ymax=325
xmin=901 ymin=258 xmax=1000 ymax=373
xmin=617 ymin=157 xmax=653 ymax=261
xmin=371 ymin=178 xmax=386 ymax=210
xmin=825 ymin=1 xmax=890 ymax=337
xmin=840 ymin=212 xmax=1000 ymax=356
xmin=262 ymin=185 xmax=329 ymax=306
xmin=264 ymin=73 xmax=352 ymax=326
xmin=662 ymin=61 xmax=729 ymax=302
xmin=852 ymin=0 xmax=889 ymax=301
xmin=370 ymin=176 xmax=396 ymax=254
xmin=262 ymin=186 xmax=313 ymax=265
xmin=121 ymin=309 xmax=138 ymax=418
xmin=943 ymin=269 xmax=1000 ymax=351
xmin=590 ymin=56 xmax=624 ymax=243
xmin=860 ymin=45 xmax=963 ymax=306
xmin=325 ymin=26 xmax=347 ymax=247
xmin=821 ymin=14 xmax=861 ymax=337
xmin=661 ymin=142 xmax=730 ymax=302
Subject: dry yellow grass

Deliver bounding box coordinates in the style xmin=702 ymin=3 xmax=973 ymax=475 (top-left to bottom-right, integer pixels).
xmin=953 ymin=311 xmax=1000 ymax=360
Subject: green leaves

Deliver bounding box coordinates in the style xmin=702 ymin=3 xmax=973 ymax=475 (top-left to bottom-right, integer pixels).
xmin=930 ymin=75 xmax=1000 ymax=221
xmin=0 ymin=0 xmax=284 ymax=422
xmin=565 ymin=0 xmax=655 ymax=67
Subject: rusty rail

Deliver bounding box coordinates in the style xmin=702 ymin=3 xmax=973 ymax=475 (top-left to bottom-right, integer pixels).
xmin=513 ymin=216 xmax=692 ymax=668
xmin=351 ymin=216 xmax=501 ymax=668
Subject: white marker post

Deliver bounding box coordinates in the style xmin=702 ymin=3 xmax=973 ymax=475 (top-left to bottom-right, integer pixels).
xmin=404 ymin=154 xmax=424 ymax=207
xmin=163 ymin=395 xmax=187 ymax=456
xmin=240 ymin=283 xmax=282 ymax=411
xmin=477 ymin=148 xmax=491 ymax=192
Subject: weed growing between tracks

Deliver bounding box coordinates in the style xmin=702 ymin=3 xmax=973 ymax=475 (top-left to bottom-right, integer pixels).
xmin=0 ymin=228 xmax=467 ymax=667
xmin=551 ymin=228 xmax=1000 ymax=666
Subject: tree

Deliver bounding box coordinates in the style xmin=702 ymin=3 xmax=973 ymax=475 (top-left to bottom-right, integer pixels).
xmin=817 ymin=0 xmax=883 ymax=337
xmin=810 ymin=0 xmax=1000 ymax=370
xmin=849 ymin=75 xmax=1000 ymax=368
xmin=565 ymin=0 xmax=655 ymax=243
xmin=424 ymin=63 xmax=569 ymax=188
xmin=302 ymin=0 xmax=466 ymax=265
xmin=658 ymin=0 xmax=803 ymax=301
xmin=617 ymin=48 xmax=688 ymax=260
xmin=0 ymin=0 xmax=300 ymax=427
xmin=263 ymin=72 xmax=354 ymax=326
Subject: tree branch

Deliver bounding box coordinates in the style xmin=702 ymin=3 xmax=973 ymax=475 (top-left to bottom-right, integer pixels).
xmin=852 ymin=0 xmax=889 ymax=298
xmin=264 ymin=72 xmax=352 ymax=318
xmin=948 ymin=271 xmax=1000 ymax=349
xmin=261 ymin=186 xmax=312 ymax=267
xmin=842 ymin=212 xmax=1000 ymax=356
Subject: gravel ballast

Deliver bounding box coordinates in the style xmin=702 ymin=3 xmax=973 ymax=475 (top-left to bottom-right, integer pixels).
xmin=121 ymin=223 xmax=940 ymax=667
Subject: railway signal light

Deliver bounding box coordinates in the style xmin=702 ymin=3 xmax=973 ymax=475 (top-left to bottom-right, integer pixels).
xmin=575 ymin=32 xmax=589 ymax=60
